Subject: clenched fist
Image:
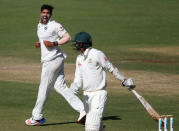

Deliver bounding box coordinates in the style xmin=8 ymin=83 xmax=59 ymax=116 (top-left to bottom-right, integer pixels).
xmin=35 ymin=42 xmax=40 ymax=48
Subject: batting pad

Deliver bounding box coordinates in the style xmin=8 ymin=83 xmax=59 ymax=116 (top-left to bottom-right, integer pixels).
xmin=85 ymin=111 xmax=102 ymax=131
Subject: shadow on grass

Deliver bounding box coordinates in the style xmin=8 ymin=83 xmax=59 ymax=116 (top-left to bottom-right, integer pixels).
xmin=103 ymin=115 xmax=122 ymax=121
xmin=40 ymin=115 xmax=121 ymax=126
xmin=39 ymin=121 xmax=77 ymax=126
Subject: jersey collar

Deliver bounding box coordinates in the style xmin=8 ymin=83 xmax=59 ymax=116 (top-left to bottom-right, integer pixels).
xmin=83 ymin=47 xmax=92 ymax=60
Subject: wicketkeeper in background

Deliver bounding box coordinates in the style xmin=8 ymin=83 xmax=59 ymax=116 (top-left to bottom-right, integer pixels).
xmin=25 ymin=5 xmax=86 ymax=125
xmin=70 ymin=32 xmax=136 ymax=131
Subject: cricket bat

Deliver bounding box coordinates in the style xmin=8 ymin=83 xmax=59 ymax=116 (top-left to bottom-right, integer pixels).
xmin=131 ymin=89 xmax=161 ymax=122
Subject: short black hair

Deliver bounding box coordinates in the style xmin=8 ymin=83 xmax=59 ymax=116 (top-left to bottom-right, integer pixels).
xmin=41 ymin=4 xmax=54 ymax=14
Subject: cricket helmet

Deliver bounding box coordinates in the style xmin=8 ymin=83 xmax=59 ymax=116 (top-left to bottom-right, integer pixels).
xmin=72 ymin=32 xmax=92 ymax=50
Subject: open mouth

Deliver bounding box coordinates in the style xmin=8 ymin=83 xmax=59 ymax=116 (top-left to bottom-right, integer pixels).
xmin=42 ymin=16 xmax=48 ymax=20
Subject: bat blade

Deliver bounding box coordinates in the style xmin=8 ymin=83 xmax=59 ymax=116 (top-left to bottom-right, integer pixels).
xmin=131 ymin=89 xmax=160 ymax=122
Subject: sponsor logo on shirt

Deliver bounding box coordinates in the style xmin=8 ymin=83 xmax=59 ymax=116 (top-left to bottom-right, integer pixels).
xmin=78 ymin=62 xmax=82 ymax=66
xmin=104 ymin=57 xmax=108 ymax=61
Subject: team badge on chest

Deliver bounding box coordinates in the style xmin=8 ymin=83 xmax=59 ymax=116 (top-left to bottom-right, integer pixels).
xmin=44 ymin=26 xmax=48 ymax=30
xmin=88 ymin=58 xmax=93 ymax=63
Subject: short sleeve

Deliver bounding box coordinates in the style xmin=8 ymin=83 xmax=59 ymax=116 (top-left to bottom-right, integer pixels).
xmin=55 ymin=23 xmax=67 ymax=37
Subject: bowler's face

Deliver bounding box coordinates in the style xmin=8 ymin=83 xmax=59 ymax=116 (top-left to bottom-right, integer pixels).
xmin=40 ymin=9 xmax=51 ymax=24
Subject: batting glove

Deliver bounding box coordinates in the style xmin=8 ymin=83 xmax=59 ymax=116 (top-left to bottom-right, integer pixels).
xmin=122 ymin=78 xmax=136 ymax=90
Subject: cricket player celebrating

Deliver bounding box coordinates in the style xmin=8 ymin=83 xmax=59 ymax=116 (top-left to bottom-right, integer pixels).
xmin=70 ymin=32 xmax=136 ymax=131
xmin=25 ymin=5 xmax=86 ymax=125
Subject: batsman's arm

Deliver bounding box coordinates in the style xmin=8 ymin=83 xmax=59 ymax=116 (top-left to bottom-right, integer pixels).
xmin=97 ymin=51 xmax=125 ymax=81
xmin=70 ymin=57 xmax=82 ymax=94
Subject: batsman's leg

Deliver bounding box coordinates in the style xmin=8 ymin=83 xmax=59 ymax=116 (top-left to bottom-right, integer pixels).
xmin=84 ymin=90 xmax=107 ymax=131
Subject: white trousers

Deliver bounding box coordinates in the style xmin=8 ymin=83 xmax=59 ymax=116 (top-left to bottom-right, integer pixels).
xmin=83 ymin=90 xmax=107 ymax=131
xmin=32 ymin=56 xmax=84 ymax=120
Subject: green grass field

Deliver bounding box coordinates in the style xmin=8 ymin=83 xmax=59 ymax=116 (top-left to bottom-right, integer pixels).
xmin=0 ymin=0 xmax=179 ymax=131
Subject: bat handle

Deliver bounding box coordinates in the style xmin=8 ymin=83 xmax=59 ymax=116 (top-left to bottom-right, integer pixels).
xmin=131 ymin=89 xmax=141 ymax=98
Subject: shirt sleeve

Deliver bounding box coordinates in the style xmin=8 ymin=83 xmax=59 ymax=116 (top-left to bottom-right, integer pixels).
xmin=55 ymin=23 xmax=67 ymax=37
xmin=73 ymin=57 xmax=83 ymax=88
xmin=97 ymin=51 xmax=125 ymax=81
xmin=97 ymin=51 xmax=114 ymax=72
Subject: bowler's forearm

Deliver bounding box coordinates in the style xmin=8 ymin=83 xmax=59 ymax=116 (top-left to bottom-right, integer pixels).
xmin=56 ymin=32 xmax=71 ymax=45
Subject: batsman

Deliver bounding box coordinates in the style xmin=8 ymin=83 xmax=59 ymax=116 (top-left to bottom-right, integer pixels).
xmin=70 ymin=32 xmax=136 ymax=131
